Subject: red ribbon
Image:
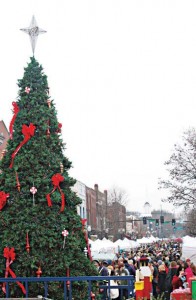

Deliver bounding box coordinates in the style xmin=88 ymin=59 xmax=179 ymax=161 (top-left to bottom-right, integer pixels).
xmin=81 ymin=218 xmax=92 ymax=261
xmin=46 ymin=173 xmax=65 ymax=212
xmin=9 ymin=123 xmax=36 ymax=168
xmin=2 ymin=247 xmax=26 ymax=294
xmin=0 ymin=191 xmax=9 ymax=211
xmin=9 ymin=102 xmax=20 ymax=140
xmin=56 ymin=123 xmax=62 ymax=133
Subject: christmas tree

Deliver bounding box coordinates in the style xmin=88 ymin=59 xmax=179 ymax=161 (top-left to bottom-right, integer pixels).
xmin=0 ymin=56 xmax=97 ymax=299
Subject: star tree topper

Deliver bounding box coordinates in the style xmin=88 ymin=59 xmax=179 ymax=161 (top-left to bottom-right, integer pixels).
xmin=20 ymin=16 xmax=46 ymax=54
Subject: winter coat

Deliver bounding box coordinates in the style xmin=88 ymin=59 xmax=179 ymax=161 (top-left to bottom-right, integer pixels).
xmin=165 ymin=267 xmax=178 ymax=293
xmin=99 ymin=266 xmax=109 ymax=276
xmin=157 ymin=270 xmax=167 ymax=294
xmin=124 ymin=262 xmax=135 ymax=276
xmin=185 ymin=266 xmax=194 ymax=286
xmin=172 ymin=275 xmax=183 ymax=290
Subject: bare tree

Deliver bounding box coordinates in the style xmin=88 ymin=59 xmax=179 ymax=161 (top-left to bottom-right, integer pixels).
xmin=159 ymin=128 xmax=196 ymax=208
xmin=107 ymin=186 xmax=129 ymax=240
xmin=184 ymin=208 xmax=196 ymax=236
xmin=108 ymin=186 xmax=129 ymax=206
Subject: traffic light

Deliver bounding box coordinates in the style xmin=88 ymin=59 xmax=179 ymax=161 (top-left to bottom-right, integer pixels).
xmin=155 ymin=219 xmax=159 ymax=227
xmin=143 ymin=217 xmax=147 ymax=225
xmin=160 ymin=216 xmax=164 ymax=224
xmin=172 ymin=219 xmax=176 ymax=226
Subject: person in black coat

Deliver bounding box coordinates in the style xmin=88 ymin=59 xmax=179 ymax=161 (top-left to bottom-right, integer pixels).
xmin=157 ymin=264 xmax=167 ymax=299
xmin=165 ymin=262 xmax=178 ymax=300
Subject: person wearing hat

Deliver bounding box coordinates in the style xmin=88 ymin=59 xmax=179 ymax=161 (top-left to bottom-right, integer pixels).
xmin=93 ymin=259 xmax=100 ymax=270
xmin=100 ymin=261 xmax=109 ymax=276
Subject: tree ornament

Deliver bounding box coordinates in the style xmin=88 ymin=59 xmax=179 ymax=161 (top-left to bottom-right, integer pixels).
xmin=46 ymin=173 xmax=65 ymax=212
xmin=1 ymin=149 xmax=6 ymax=159
xmin=15 ymin=171 xmax=21 ymax=192
xmin=56 ymin=123 xmax=62 ymax=133
xmin=62 ymin=229 xmax=69 ymax=249
xmin=81 ymin=218 xmax=92 ymax=261
xmin=47 ymin=99 xmax=51 ymax=108
xmin=25 ymin=87 xmax=31 ymax=94
xmin=84 ymin=247 xmax=88 ymax=257
xmin=60 ymin=162 xmax=63 ymax=173
xmin=20 ymin=16 xmax=46 ymax=55
xmin=0 ymin=191 xmax=9 ymax=211
xmin=2 ymin=247 xmax=26 ymax=294
xmin=9 ymin=102 xmax=20 ymax=139
xmin=9 ymin=123 xmax=36 ymax=168
xmin=46 ymin=120 xmax=50 ymax=138
xmin=36 ymin=266 xmax=42 ymax=277
xmin=26 ymin=232 xmax=30 ymax=253
xmin=30 ymin=186 xmax=37 ymax=206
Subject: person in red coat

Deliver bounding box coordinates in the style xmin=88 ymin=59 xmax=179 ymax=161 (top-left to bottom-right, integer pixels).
xmin=172 ymin=269 xmax=186 ymax=290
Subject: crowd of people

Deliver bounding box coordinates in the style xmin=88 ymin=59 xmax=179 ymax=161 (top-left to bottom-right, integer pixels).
xmin=92 ymin=240 xmax=196 ymax=300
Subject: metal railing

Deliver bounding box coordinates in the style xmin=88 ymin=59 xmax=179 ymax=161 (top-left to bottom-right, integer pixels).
xmin=0 ymin=275 xmax=135 ymax=300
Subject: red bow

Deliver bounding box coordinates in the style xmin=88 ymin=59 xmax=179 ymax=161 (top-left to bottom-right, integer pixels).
xmin=56 ymin=123 xmax=62 ymax=133
xmin=46 ymin=173 xmax=65 ymax=212
xmin=0 ymin=191 xmax=9 ymax=211
xmin=81 ymin=218 xmax=87 ymax=229
xmin=2 ymin=247 xmax=26 ymax=294
xmin=9 ymin=123 xmax=36 ymax=168
xmin=3 ymin=247 xmax=15 ymax=261
xmin=9 ymin=102 xmax=20 ymax=139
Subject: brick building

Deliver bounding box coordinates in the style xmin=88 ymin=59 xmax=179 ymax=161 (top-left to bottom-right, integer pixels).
xmin=94 ymin=184 xmax=108 ymax=238
xmin=86 ymin=186 xmax=97 ymax=235
xmin=107 ymin=201 xmax=126 ymax=240
xmin=86 ymin=184 xmax=108 ymax=238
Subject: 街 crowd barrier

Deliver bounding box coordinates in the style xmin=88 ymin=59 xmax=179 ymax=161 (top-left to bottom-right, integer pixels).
xmin=0 ymin=275 xmax=135 ymax=300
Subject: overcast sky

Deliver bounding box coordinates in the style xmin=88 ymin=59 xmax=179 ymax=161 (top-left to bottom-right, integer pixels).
xmin=1 ymin=0 xmax=196 ymax=213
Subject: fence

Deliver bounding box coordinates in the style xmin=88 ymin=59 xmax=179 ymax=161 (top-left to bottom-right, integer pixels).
xmin=0 ymin=275 xmax=135 ymax=300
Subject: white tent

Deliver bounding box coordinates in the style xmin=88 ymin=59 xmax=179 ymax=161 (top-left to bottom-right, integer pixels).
xmin=137 ymin=237 xmax=153 ymax=244
xmin=90 ymin=237 xmax=140 ymax=254
xmin=148 ymin=235 xmax=159 ymax=243
xmin=137 ymin=235 xmax=159 ymax=244
xmin=113 ymin=238 xmax=140 ymax=251
xmin=90 ymin=238 xmax=115 ymax=253
xmin=182 ymin=236 xmax=196 ymax=264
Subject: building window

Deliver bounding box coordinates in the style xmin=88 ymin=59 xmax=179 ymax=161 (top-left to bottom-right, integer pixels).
xmin=0 ymin=133 xmax=5 ymax=146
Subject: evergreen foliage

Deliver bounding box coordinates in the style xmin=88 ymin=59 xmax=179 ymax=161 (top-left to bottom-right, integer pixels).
xmin=0 ymin=57 xmax=97 ymax=299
